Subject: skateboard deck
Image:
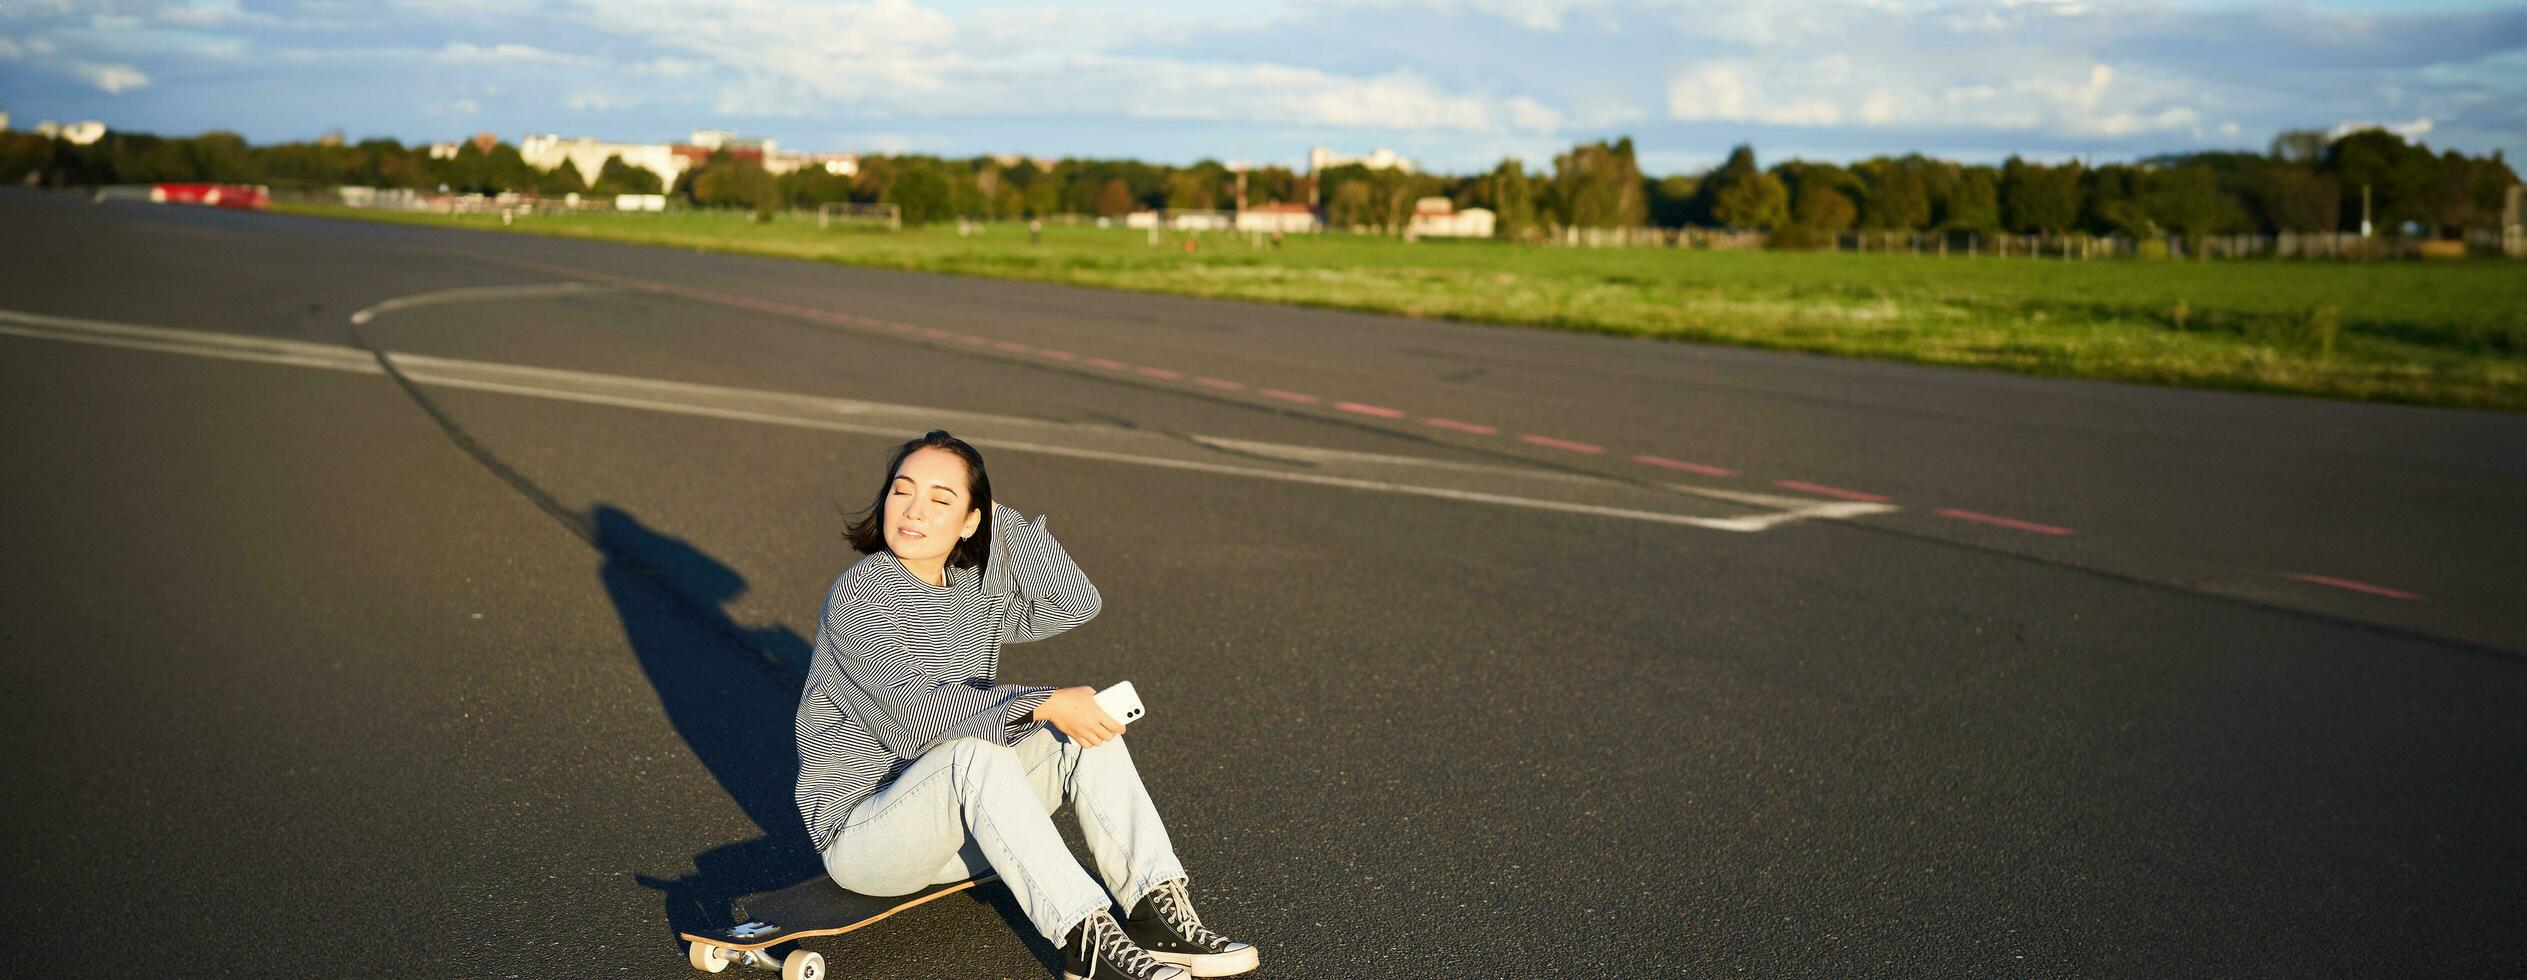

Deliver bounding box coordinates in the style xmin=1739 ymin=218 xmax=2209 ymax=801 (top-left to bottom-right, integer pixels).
xmin=679 ymin=874 xmax=997 ymax=975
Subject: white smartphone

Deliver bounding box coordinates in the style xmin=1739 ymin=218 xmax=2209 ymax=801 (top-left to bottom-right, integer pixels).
xmin=1093 ymin=681 xmax=1147 ymax=726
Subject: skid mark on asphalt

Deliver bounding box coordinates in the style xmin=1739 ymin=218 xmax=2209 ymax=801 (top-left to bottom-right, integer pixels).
xmin=348 ymin=281 xmax=618 ymax=325
xmin=0 ymin=307 xmax=1893 ymax=535
xmin=2288 ymin=574 xmax=2420 ymax=600
xmin=1934 ymin=509 xmax=2076 ymax=536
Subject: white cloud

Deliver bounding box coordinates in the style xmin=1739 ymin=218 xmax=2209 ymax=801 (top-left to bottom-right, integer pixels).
xmin=77 ymin=62 xmax=152 ymax=93
xmin=1504 ymin=96 xmax=1566 ymax=133
xmin=1667 ymin=63 xmax=1751 ymax=120
xmin=0 ymin=38 xmax=21 ymax=59
xmin=437 ymin=42 xmax=590 ymax=65
xmin=1669 ymin=49 xmax=2204 ymax=139
xmin=1571 ymin=100 xmax=1647 ymax=130
xmin=158 ymin=1 xmax=270 ymax=27
xmin=1320 ymin=0 xmax=1606 ymax=32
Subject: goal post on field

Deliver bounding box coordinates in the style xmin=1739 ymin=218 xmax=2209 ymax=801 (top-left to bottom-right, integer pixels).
xmin=819 ymin=202 xmax=902 ymax=231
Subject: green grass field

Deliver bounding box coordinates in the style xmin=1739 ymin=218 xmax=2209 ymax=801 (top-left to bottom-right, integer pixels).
xmin=277 ymin=204 xmax=2527 ymax=411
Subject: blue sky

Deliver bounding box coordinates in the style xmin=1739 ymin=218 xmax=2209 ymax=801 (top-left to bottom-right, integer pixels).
xmin=3 ymin=0 xmax=2521 ymax=175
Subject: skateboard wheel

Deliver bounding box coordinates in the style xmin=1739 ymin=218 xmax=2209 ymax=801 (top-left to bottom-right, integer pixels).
xmin=781 ymin=950 xmax=823 ymax=980
xmin=688 ymin=941 xmax=731 ymax=974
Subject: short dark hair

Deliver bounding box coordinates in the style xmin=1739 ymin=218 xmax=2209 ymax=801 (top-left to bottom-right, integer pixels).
xmin=844 ymin=430 xmax=995 ymax=576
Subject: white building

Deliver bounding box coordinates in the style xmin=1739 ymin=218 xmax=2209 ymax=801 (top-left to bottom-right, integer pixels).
xmin=1308 ymin=146 xmax=1414 ymax=174
xmin=1406 ymin=197 xmax=1495 ymax=238
xmin=788 ymin=152 xmax=859 ymax=177
xmin=1235 ymin=202 xmax=1321 ymax=234
xmin=34 ymin=120 xmax=106 ymax=145
xmin=519 ymin=133 xmax=694 ymax=189
xmin=1127 ymin=210 xmax=1233 ymax=231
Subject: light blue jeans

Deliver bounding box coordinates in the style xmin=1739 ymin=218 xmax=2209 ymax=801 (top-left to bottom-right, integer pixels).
xmin=821 ymin=726 xmax=1189 ymax=943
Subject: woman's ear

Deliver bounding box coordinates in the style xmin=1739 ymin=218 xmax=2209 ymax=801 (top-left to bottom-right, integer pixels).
xmin=960 ymin=505 xmax=983 ymax=540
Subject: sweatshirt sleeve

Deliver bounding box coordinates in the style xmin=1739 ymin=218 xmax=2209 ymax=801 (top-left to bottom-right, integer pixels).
xmin=982 ymin=503 xmax=1103 ymax=644
xmin=824 ymin=587 xmax=1053 ymax=758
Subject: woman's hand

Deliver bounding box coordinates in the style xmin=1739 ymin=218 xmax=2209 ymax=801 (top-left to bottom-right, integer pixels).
xmin=1032 ymin=686 xmax=1125 ymax=748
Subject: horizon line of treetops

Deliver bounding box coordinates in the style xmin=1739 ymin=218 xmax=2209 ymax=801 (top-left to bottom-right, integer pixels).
xmin=3 ymin=126 xmax=2513 ymax=243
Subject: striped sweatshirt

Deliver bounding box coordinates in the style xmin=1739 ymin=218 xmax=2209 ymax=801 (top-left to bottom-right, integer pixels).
xmin=794 ymin=503 xmax=1103 ymax=852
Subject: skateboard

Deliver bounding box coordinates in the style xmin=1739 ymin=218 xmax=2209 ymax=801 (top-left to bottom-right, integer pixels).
xmin=680 ymin=874 xmax=997 ymax=979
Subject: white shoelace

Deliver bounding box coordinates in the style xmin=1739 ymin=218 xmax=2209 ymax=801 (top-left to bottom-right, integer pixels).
xmin=1084 ymin=911 xmax=1167 ymax=978
xmin=1152 ymin=880 xmax=1235 ymax=951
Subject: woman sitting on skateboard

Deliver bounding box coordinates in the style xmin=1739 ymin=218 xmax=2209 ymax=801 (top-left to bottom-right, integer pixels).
xmin=794 ymin=430 xmax=1258 ymax=980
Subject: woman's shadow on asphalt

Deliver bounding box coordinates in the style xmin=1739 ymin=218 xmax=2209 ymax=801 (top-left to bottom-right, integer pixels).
xmin=592 ymin=505 xmax=1057 ymax=972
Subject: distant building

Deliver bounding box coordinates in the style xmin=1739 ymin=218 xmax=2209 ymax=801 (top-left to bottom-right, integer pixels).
xmin=1308 ymin=146 xmax=1414 ymax=174
xmin=1235 ymin=202 xmax=1321 ymax=234
xmin=34 ymin=120 xmax=106 ymax=144
xmin=0 ymin=110 xmax=11 ymax=132
xmin=796 ymin=152 xmax=859 ymax=177
xmin=469 ymin=131 xmax=499 ymax=153
xmin=427 ymin=141 xmax=461 ymax=160
xmin=317 ymin=129 xmax=345 ymax=147
xmin=512 ymin=128 xmax=864 ymax=189
xmin=990 ymin=153 xmax=1058 ymax=172
xmin=1126 ymin=209 xmax=1233 ymax=231
xmin=519 ymin=133 xmax=694 ymax=189
xmin=1406 ymin=197 xmax=1495 ymax=238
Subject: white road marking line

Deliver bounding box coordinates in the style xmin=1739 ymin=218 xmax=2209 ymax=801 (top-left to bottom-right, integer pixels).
xmin=0 ymin=309 xmax=383 ymax=374
xmin=348 ymin=282 xmax=618 ymax=325
xmin=1187 ymin=435 xmax=1612 ymax=485
xmin=2 ymin=307 xmax=1901 ymax=533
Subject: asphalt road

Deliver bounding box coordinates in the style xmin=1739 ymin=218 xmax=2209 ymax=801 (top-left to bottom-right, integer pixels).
xmin=3 ymin=188 xmax=2522 ymax=978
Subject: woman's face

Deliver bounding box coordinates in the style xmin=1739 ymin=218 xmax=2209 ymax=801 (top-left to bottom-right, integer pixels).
xmin=884 ymin=446 xmax=982 ymax=566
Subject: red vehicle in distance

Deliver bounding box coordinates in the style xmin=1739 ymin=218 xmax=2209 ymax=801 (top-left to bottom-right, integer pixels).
xmin=148 ymin=183 xmax=270 ymax=210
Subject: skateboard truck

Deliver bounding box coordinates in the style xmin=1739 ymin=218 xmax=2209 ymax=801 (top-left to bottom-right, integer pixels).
xmin=690 ymin=941 xmax=823 ymax=979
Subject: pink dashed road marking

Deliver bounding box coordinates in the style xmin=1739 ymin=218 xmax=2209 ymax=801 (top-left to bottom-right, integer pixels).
xmin=956 ymin=335 xmax=991 ymax=346
xmin=1194 ymin=377 xmax=1247 ymax=391
xmin=1633 ymin=454 xmax=1737 ymax=477
xmin=1137 ymin=367 xmax=1185 ymax=380
xmin=1772 ymin=480 xmax=1892 ymax=503
xmin=921 ymin=328 xmax=953 ymax=339
xmin=1038 ymin=349 xmax=1077 ymax=361
xmin=1423 ymin=418 xmax=1499 ymax=435
xmin=1934 ymin=508 xmax=2075 ymax=536
xmin=2288 ymin=574 xmax=2419 ymax=600
xmin=1520 ymin=434 xmax=1605 ymax=454
xmin=994 ymin=341 xmax=1034 ymax=353
xmin=1260 ymin=388 xmax=1321 ymax=404
xmin=1085 ymin=357 xmax=1132 ymax=371
xmin=1335 ymin=402 xmax=1407 ymax=419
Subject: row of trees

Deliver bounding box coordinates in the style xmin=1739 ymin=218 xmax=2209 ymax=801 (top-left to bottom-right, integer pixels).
xmin=1686 ymin=130 xmax=2515 ymax=242
xmin=3 ymin=126 xmax=2512 ymax=239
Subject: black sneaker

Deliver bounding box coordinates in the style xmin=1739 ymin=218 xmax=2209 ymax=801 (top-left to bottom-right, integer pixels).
xmin=1064 ymin=908 xmax=1189 ymax=980
xmin=1124 ymin=880 xmax=1259 ymax=977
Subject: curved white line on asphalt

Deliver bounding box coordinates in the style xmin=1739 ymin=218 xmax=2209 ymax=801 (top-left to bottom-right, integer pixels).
xmin=348 ymin=281 xmax=618 ymax=325
xmin=0 ymin=307 xmax=1898 ymax=533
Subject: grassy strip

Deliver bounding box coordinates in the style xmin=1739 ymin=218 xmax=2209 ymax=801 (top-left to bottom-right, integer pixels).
xmin=273 ymin=203 xmax=2527 ymax=411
